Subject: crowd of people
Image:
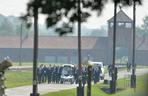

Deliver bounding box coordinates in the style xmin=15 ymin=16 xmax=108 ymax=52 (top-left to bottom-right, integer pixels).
xmin=37 ymin=64 xmax=62 ymax=84
xmin=37 ymin=64 xmax=102 ymax=86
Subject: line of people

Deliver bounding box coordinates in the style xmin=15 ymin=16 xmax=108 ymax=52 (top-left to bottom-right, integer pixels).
xmin=37 ymin=64 xmax=62 ymax=84
xmin=37 ymin=64 xmax=102 ymax=85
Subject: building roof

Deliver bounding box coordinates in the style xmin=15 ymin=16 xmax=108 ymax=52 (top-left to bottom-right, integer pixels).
xmin=108 ymin=10 xmax=132 ymax=22
xmin=0 ymin=36 xmax=148 ymax=50
xmin=0 ymin=36 xmax=100 ymax=49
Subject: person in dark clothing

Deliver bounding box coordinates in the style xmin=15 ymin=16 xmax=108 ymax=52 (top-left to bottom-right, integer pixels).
xmin=50 ymin=66 xmax=54 ymax=83
xmin=52 ymin=65 xmax=57 ymax=83
xmin=108 ymin=65 xmax=112 ymax=77
xmin=82 ymin=66 xmax=87 ymax=87
xmin=93 ymin=67 xmax=100 ymax=84
xmin=127 ymin=62 xmax=131 ymax=72
xmin=37 ymin=64 xmax=43 ymax=84
xmin=57 ymin=66 xmax=62 ymax=83
xmin=97 ymin=66 xmax=101 ymax=82
xmin=75 ymin=67 xmax=79 ymax=84
xmin=73 ymin=65 xmax=77 ymax=83
xmin=93 ymin=68 xmax=97 ymax=84
xmin=42 ymin=65 xmax=48 ymax=83
xmin=47 ymin=64 xmax=52 ymax=84
xmin=55 ymin=66 xmax=60 ymax=84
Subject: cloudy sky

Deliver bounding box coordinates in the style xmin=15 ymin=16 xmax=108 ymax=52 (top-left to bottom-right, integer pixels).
xmin=0 ymin=0 xmax=148 ymax=28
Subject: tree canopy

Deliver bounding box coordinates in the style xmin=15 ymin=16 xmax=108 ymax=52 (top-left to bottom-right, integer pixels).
xmin=25 ymin=0 xmax=142 ymax=35
xmin=137 ymin=16 xmax=148 ymax=36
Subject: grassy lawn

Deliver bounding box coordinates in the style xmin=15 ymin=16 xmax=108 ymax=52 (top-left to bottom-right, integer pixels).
xmin=42 ymin=74 xmax=148 ymax=96
xmin=5 ymin=71 xmax=33 ymax=88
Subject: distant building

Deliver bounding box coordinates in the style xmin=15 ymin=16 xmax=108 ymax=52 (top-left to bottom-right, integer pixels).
xmin=0 ymin=36 xmax=109 ymax=64
xmin=107 ymin=9 xmax=133 ymax=65
xmin=0 ymin=10 xmax=148 ymax=65
xmin=108 ymin=9 xmax=148 ymax=65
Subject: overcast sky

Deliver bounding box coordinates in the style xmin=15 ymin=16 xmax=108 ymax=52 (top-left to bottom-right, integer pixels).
xmin=0 ymin=0 xmax=148 ymax=29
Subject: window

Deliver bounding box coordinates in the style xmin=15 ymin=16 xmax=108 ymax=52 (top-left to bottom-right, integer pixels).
xmin=118 ymin=22 xmax=124 ymax=27
xmin=125 ymin=23 xmax=132 ymax=28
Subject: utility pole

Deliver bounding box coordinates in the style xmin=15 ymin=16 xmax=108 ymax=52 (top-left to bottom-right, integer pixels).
xmin=30 ymin=0 xmax=40 ymax=96
xmin=131 ymin=0 xmax=136 ymax=89
xmin=77 ymin=0 xmax=83 ymax=96
xmin=110 ymin=1 xmax=117 ymax=93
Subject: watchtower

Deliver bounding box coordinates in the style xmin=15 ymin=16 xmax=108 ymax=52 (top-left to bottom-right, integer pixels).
xmin=107 ymin=9 xmax=133 ymax=64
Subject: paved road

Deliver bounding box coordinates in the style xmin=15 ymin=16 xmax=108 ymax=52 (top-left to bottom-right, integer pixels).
xmin=5 ymin=68 xmax=148 ymax=96
xmin=6 ymin=84 xmax=76 ymax=96
xmin=104 ymin=68 xmax=148 ymax=80
xmin=9 ymin=66 xmax=33 ymax=71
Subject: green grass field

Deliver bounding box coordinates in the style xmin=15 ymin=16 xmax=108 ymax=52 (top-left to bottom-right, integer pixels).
xmin=42 ymin=74 xmax=148 ymax=96
xmin=5 ymin=71 xmax=33 ymax=88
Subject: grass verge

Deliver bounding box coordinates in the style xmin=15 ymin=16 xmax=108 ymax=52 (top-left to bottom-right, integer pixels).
xmin=5 ymin=71 xmax=32 ymax=88
xmin=42 ymin=74 xmax=148 ymax=96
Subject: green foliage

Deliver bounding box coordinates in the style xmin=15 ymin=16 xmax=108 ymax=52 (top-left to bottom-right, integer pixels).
xmin=0 ymin=60 xmax=12 ymax=71
xmin=0 ymin=15 xmax=31 ymax=36
xmin=142 ymin=16 xmax=148 ymax=34
xmin=136 ymin=16 xmax=148 ymax=36
xmin=112 ymin=0 xmax=142 ymax=6
xmin=26 ymin=0 xmax=142 ymax=36
xmin=90 ymin=26 xmax=107 ymax=37
xmin=0 ymin=18 xmax=14 ymax=36
xmin=136 ymin=26 xmax=145 ymax=36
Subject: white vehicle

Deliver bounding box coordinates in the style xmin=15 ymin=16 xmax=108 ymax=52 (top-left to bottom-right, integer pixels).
xmin=88 ymin=61 xmax=105 ymax=80
xmin=60 ymin=64 xmax=75 ymax=84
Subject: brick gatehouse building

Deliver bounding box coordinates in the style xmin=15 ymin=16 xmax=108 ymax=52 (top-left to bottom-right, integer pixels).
xmin=0 ymin=10 xmax=148 ymax=65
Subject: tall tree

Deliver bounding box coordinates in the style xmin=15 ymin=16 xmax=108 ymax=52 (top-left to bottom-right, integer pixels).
xmin=25 ymin=0 xmax=142 ymax=35
xmin=25 ymin=0 xmax=142 ymax=95
xmin=141 ymin=16 xmax=148 ymax=35
xmin=136 ymin=16 xmax=148 ymax=36
xmin=0 ymin=18 xmax=14 ymax=36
